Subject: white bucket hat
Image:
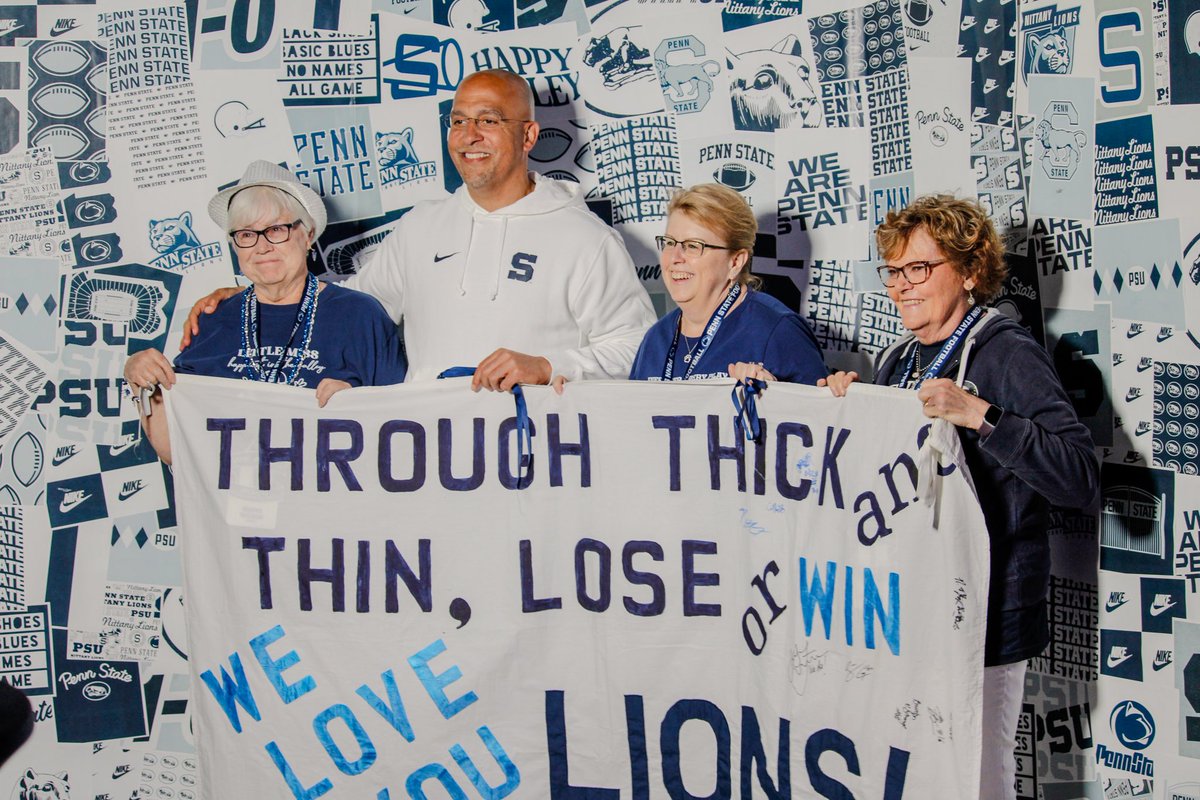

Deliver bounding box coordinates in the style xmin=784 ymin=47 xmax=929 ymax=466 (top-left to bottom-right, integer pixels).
xmin=208 ymin=160 xmax=328 ymax=240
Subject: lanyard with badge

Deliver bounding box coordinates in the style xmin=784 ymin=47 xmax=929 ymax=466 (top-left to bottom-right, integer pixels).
xmin=662 ymin=283 xmax=741 ymax=381
xmin=896 ymin=304 xmax=984 ymax=390
xmin=240 ymin=272 xmax=320 ymax=384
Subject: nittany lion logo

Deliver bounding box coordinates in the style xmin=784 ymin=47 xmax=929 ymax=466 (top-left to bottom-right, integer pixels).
xmin=376 ymin=129 xmax=437 ymax=188
xmin=1026 ymin=27 xmax=1072 ymax=76
xmin=148 ymin=212 xmax=200 ymax=255
xmin=147 ymin=211 xmax=221 ymax=272
xmin=654 ymin=35 xmax=719 ymax=114
xmin=1110 ymin=700 xmax=1155 ymax=751
xmin=657 ymin=59 xmax=719 ymax=101
xmin=15 ymin=769 xmax=71 ymax=800
xmin=377 ymin=129 xmax=419 ymax=169
xmin=1020 ymin=4 xmax=1080 ymax=82
xmin=1035 ymin=119 xmax=1087 ymax=175
xmin=728 ymin=35 xmax=822 ymax=132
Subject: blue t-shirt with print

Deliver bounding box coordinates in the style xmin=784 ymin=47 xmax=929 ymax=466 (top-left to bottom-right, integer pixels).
xmin=174 ymin=282 xmax=407 ymax=387
xmin=629 ymin=290 xmax=826 ymax=383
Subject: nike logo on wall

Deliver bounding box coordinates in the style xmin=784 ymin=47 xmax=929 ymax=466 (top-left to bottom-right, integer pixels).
xmin=59 ymin=490 xmax=92 ymax=514
xmin=1151 ymin=653 xmax=1173 ymax=670
xmin=108 ymin=437 xmax=137 ymax=456
xmin=1157 ymin=328 xmax=1174 ymax=342
xmin=52 ymin=446 xmax=80 ymax=466
xmin=50 ymin=19 xmax=80 ymax=36
xmin=1105 ymin=596 xmax=1128 ymax=612
xmin=433 ymin=252 xmax=459 ymax=263
xmin=1106 ymin=649 xmax=1133 ymax=669
xmin=118 ymin=481 xmax=146 ymax=501
xmin=1149 ymin=596 xmax=1177 ymax=616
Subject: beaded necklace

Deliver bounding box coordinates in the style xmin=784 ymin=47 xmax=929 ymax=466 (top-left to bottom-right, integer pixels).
xmin=239 ymin=272 xmax=319 ymax=385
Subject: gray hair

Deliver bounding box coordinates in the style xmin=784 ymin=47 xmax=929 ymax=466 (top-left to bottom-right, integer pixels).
xmin=226 ymin=185 xmax=315 ymax=237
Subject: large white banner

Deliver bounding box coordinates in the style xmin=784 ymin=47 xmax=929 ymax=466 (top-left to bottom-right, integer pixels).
xmin=165 ymin=376 xmax=990 ymax=799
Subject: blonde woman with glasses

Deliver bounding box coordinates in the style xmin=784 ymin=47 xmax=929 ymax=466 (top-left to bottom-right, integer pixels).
xmin=629 ymin=183 xmax=826 ymax=384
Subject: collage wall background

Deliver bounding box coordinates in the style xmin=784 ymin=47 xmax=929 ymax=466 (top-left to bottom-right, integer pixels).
xmin=0 ymin=0 xmax=1198 ymax=797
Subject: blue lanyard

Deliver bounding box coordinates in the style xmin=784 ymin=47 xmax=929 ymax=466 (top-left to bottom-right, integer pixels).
xmin=731 ymin=378 xmax=766 ymax=441
xmin=437 ymin=367 xmax=532 ymax=488
xmin=897 ymin=305 xmax=984 ymax=390
xmin=663 ymin=283 xmax=742 ymax=380
xmin=240 ymin=273 xmax=319 ymax=385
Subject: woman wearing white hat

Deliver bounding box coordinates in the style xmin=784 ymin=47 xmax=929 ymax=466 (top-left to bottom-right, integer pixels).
xmin=123 ymin=160 xmax=407 ymax=464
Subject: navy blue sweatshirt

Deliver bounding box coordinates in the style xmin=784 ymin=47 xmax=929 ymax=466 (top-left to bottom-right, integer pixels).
xmin=875 ymin=310 xmax=1099 ymax=665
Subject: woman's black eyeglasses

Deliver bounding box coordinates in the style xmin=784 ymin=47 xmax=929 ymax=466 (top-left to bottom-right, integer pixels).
xmin=231 ymin=220 xmax=304 ymax=249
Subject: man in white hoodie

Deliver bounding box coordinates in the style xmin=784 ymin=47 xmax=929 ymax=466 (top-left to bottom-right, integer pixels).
xmin=183 ymin=69 xmax=656 ymax=391
xmin=350 ymin=69 xmax=656 ymax=389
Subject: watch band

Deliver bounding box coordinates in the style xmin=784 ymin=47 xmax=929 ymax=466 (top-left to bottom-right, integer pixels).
xmin=978 ymin=404 xmax=1003 ymax=437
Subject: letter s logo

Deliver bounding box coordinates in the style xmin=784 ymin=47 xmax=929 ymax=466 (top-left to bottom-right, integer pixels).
xmin=508 ymin=252 xmax=537 ymax=282
xmin=1098 ymin=10 xmax=1145 ymax=106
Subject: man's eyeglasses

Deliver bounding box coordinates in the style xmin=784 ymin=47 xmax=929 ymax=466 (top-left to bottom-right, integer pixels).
xmin=441 ymin=113 xmax=531 ymax=130
xmin=230 ymin=220 xmax=304 ymax=249
xmin=876 ymin=259 xmax=946 ymax=287
xmin=655 ymin=236 xmax=731 ymax=257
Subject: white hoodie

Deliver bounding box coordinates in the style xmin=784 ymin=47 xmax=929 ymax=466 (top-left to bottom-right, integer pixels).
xmin=347 ymin=173 xmax=656 ymax=382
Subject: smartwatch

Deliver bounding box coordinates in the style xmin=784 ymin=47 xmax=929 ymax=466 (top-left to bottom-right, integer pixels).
xmin=977 ymin=404 xmax=1003 ymax=437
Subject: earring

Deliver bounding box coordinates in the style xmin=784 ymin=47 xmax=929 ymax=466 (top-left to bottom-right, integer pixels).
xmin=967 ymin=290 xmax=976 ymax=306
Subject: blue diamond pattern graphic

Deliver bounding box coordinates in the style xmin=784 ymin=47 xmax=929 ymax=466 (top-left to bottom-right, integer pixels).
xmin=1150 ymin=264 xmax=1161 ymax=289
xmin=43 ymin=295 xmax=56 ymax=315
xmin=1173 ymin=262 xmax=1184 ymax=286
xmin=1113 ymin=269 xmax=1124 ymax=293
xmin=135 ymin=528 xmax=149 ymax=548
xmin=14 ymin=294 xmax=28 ymax=314
xmin=1094 ymin=271 xmax=1103 ymax=294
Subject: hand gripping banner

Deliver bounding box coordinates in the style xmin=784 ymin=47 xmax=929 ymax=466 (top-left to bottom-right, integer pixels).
xmin=164 ymin=375 xmax=990 ymax=799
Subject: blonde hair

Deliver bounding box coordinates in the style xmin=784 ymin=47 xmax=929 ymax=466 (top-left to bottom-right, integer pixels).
xmin=668 ymin=184 xmax=761 ymax=289
xmin=875 ymin=194 xmax=1007 ymax=302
